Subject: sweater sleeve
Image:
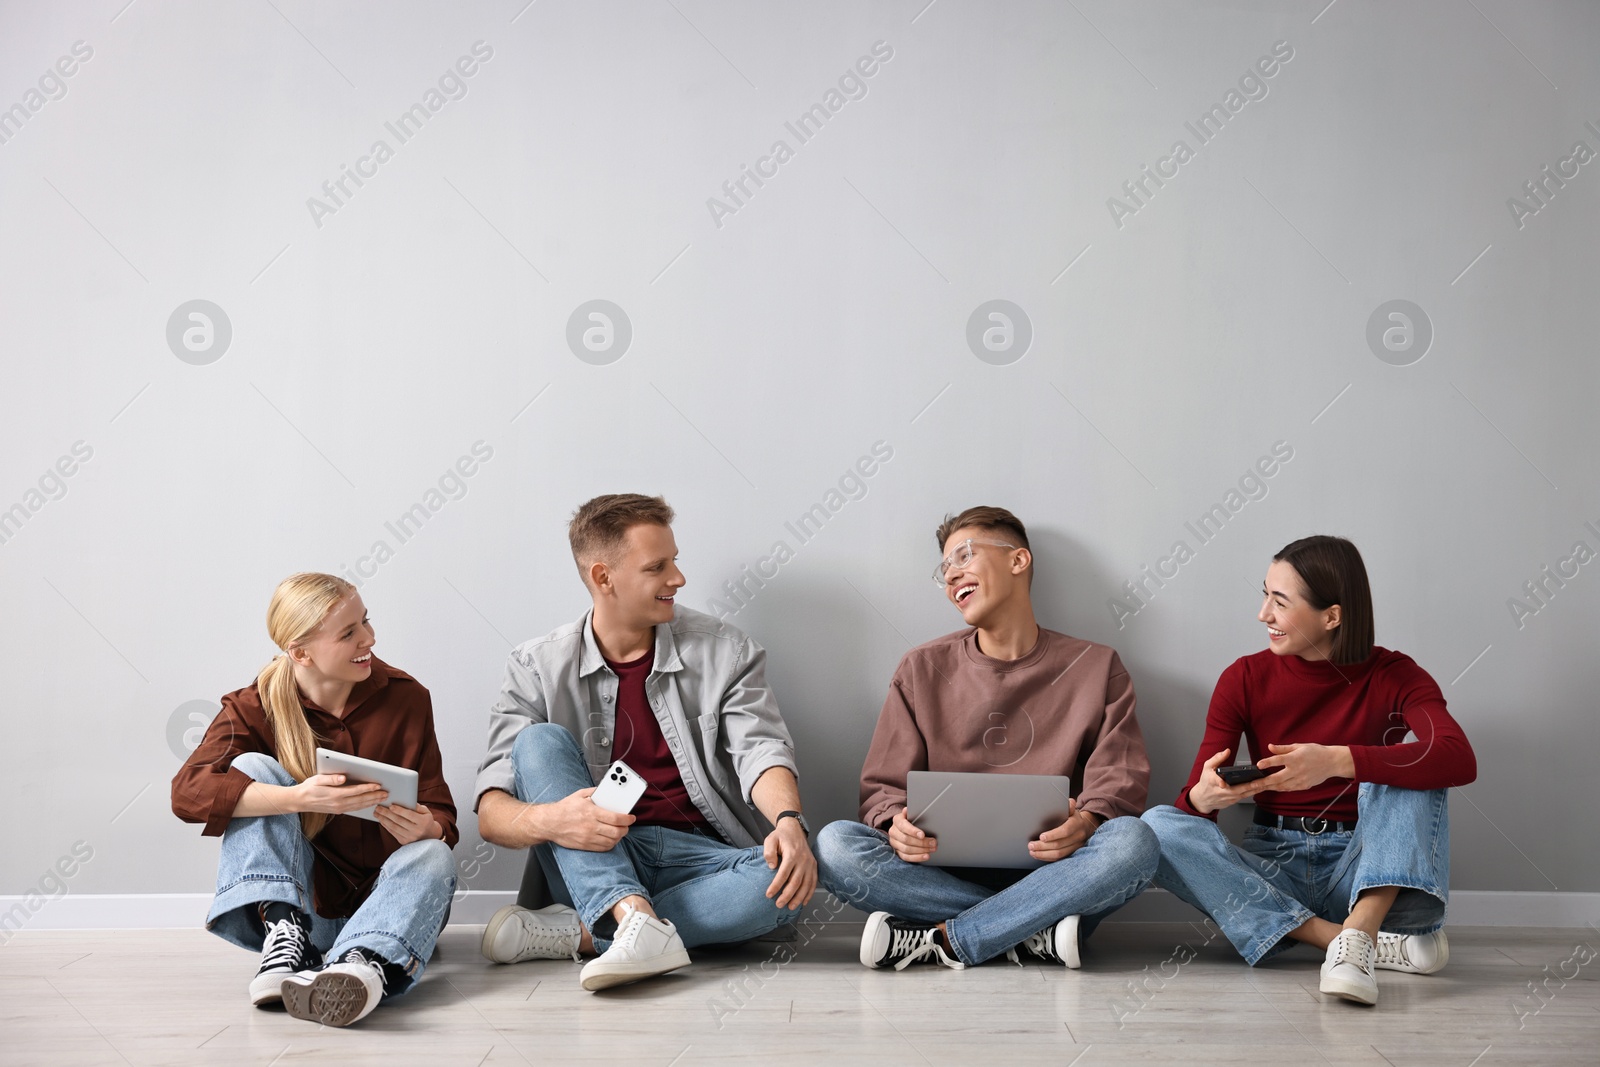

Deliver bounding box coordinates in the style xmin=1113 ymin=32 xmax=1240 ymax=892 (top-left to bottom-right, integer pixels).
xmin=1173 ymin=659 xmax=1250 ymax=821
xmin=170 ymin=692 xmax=274 ymax=836
xmin=1348 ymin=659 xmax=1477 ymax=790
xmin=1075 ymin=655 xmax=1151 ymax=821
xmin=858 ymin=666 xmax=928 ymax=831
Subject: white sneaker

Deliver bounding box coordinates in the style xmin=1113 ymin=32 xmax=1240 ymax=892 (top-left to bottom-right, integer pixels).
xmin=481 ymin=904 xmax=583 ymax=964
xmin=1374 ymin=929 xmax=1449 ymax=974
xmin=859 ymin=912 xmax=965 ymax=971
xmin=1320 ymin=928 xmax=1379 ymax=1005
xmin=1007 ymin=915 xmax=1082 ymax=969
xmin=248 ymin=914 xmax=321 ymax=1007
xmin=280 ymin=948 xmax=386 ymax=1027
xmin=578 ymin=907 xmax=691 ymax=991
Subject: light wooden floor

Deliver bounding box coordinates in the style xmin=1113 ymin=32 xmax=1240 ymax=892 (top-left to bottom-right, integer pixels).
xmin=1 ymin=922 xmax=1596 ymax=1066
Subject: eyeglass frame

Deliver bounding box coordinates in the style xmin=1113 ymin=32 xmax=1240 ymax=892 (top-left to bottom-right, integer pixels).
xmin=932 ymin=538 xmax=1020 ymax=585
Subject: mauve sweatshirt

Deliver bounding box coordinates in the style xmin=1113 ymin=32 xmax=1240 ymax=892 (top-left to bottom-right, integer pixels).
xmin=858 ymin=628 xmax=1151 ymax=831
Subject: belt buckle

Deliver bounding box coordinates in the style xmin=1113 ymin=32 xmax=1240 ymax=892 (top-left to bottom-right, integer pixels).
xmin=1303 ymin=817 xmax=1328 ymax=836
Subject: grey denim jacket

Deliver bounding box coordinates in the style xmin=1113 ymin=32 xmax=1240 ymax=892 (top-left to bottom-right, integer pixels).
xmin=472 ymin=606 xmax=798 ymax=848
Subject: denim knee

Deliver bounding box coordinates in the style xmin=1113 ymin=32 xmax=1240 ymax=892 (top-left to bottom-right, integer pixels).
xmin=229 ymin=751 xmax=294 ymax=785
xmin=1097 ymin=815 xmax=1161 ymax=881
xmin=1140 ymin=804 xmax=1190 ymax=836
xmin=815 ymin=820 xmax=891 ymax=905
xmin=511 ymin=721 xmax=580 ymax=768
xmin=390 ymin=838 xmax=456 ymax=884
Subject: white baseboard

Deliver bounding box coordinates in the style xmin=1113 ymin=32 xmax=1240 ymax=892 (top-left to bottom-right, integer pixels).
xmin=3 ymin=888 xmax=1597 ymax=935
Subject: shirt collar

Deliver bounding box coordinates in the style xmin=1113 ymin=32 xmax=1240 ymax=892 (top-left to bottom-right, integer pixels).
xmin=298 ymin=656 xmax=391 ymax=717
xmin=579 ymin=609 xmax=685 ymax=676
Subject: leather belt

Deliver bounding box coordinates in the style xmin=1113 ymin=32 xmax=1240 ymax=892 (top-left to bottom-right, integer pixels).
xmin=1253 ymin=809 xmax=1356 ymax=834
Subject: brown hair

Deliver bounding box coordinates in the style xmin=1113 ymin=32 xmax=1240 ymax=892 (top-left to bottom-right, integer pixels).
xmin=936 ymin=505 xmax=1032 ymax=584
xmin=936 ymin=505 xmax=1030 ymax=552
xmin=259 ymin=572 xmax=355 ymax=838
xmin=1272 ymin=535 xmax=1375 ymax=665
xmin=569 ymin=494 xmax=675 ymax=583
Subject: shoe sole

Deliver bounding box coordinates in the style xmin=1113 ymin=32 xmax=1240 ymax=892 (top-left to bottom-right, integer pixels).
xmin=859 ymin=912 xmax=891 ymax=969
xmin=579 ymin=947 xmax=691 ymax=991
xmin=281 ymin=972 xmax=374 ymax=1027
xmin=1058 ymin=916 xmax=1082 ymax=970
xmin=480 ymin=904 xmax=524 ymax=964
xmin=249 ymin=971 xmax=288 ymax=1007
xmin=1320 ymin=972 xmax=1378 ymax=1006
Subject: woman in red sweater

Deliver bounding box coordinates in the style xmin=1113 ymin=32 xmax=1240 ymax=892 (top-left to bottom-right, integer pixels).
xmin=1142 ymin=535 xmax=1476 ymax=1006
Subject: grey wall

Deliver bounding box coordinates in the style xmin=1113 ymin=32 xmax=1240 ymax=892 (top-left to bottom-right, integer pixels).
xmin=2 ymin=0 xmax=1596 ymax=904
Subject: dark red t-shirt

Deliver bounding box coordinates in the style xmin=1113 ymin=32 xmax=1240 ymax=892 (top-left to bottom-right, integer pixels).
xmin=606 ymin=649 xmax=713 ymax=834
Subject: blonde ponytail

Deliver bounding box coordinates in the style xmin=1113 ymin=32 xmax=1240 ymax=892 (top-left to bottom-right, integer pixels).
xmin=259 ymin=572 xmax=357 ymax=838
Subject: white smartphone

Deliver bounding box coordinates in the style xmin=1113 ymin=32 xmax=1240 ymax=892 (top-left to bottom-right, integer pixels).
xmin=591 ymin=759 xmax=648 ymax=814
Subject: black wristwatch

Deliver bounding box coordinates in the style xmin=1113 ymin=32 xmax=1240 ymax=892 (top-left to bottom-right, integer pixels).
xmin=776 ymin=810 xmax=810 ymax=837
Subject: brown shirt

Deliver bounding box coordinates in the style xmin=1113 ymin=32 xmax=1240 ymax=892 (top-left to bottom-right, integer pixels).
xmin=859 ymin=628 xmax=1150 ymax=831
xmin=171 ymin=657 xmax=458 ymax=918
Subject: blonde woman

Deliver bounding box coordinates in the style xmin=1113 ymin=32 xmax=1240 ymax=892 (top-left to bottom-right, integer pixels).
xmin=172 ymin=573 xmax=458 ymax=1027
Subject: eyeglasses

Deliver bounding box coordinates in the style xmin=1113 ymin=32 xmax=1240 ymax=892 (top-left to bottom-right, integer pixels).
xmin=932 ymin=539 xmax=1018 ymax=584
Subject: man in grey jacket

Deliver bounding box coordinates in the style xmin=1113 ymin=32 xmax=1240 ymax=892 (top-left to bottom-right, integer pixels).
xmin=473 ymin=494 xmax=817 ymax=991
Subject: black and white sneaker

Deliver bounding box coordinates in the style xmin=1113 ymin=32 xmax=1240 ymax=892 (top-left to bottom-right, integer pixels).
xmin=280 ymin=947 xmax=387 ymax=1027
xmin=1007 ymin=915 xmax=1082 ymax=969
xmin=859 ymin=912 xmax=965 ymax=971
xmin=249 ymin=912 xmax=321 ymax=1007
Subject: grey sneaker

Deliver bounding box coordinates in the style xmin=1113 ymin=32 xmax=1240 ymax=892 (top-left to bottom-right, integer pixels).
xmin=1374 ymin=929 xmax=1448 ymax=974
xmin=481 ymin=904 xmax=583 ymax=964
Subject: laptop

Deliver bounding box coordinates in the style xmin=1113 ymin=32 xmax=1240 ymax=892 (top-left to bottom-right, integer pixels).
xmin=906 ymin=770 xmax=1074 ymax=869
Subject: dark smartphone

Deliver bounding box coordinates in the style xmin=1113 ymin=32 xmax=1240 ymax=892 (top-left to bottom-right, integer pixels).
xmin=1216 ymin=764 xmax=1282 ymax=786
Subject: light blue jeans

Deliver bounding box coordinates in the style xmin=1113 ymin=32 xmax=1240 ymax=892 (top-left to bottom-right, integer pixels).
xmin=205 ymin=752 xmax=456 ymax=995
xmin=1141 ymin=782 xmax=1450 ymax=965
xmin=814 ymin=816 xmax=1161 ymax=965
xmin=512 ymin=722 xmax=803 ymax=951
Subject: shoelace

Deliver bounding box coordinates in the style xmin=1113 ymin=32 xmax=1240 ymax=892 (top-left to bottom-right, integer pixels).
xmin=519 ymin=917 xmax=582 ymax=963
xmin=1003 ymin=928 xmax=1055 ymax=967
xmin=887 ymin=926 xmax=963 ymax=971
xmin=610 ymin=907 xmax=653 ymax=953
xmin=338 ymin=948 xmax=388 ymax=993
xmin=1330 ymin=932 xmax=1374 ymax=973
xmin=1373 ymin=935 xmax=1411 ymax=968
xmin=259 ymin=918 xmax=311 ymax=972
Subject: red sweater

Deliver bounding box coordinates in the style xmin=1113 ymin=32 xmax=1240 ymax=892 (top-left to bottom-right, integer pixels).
xmin=1174 ymin=647 xmax=1476 ymax=823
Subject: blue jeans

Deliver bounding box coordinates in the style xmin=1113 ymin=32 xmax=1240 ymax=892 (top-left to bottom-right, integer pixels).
xmin=512 ymin=722 xmax=803 ymax=951
xmin=205 ymin=752 xmax=456 ymax=996
xmin=1141 ymin=782 xmax=1449 ymax=965
xmin=814 ymin=816 xmax=1160 ymax=965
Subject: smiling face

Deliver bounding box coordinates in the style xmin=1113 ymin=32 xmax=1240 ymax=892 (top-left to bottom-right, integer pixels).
xmin=287 ymin=591 xmax=375 ymax=684
xmin=941 ymin=525 xmax=1031 ymax=628
xmin=590 ymin=522 xmax=685 ymax=629
xmin=1259 ymin=559 xmax=1340 ymax=660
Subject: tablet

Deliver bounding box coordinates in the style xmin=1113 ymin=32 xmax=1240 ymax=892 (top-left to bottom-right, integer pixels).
xmin=906 ymin=770 xmax=1073 ymax=869
xmin=314 ymin=748 xmax=419 ymax=822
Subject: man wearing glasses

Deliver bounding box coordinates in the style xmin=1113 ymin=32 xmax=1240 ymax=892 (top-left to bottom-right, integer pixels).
xmin=815 ymin=506 xmax=1159 ymax=971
